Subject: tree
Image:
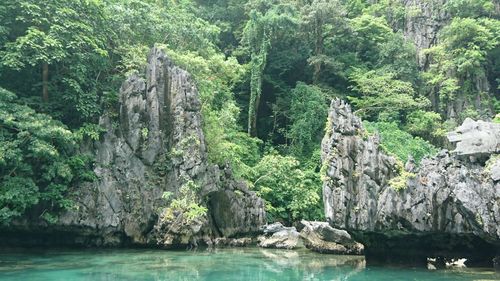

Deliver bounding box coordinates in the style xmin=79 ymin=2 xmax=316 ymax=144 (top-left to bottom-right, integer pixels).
xmin=287 ymin=82 xmax=328 ymax=159
xmin=0 ymin=0 xmax=107 ymax=103
xmin=300 ymin=0 xmax=346 ymax=83
xmin=0 ymin=88 xmax=94 ymax=224
xmin=249 ymin=152 xmax=323 ymax=224
xmin=242 ymin=1 xmax=298 ymax=136
xmin=349 ymin=15 xmax=393 ymax=66
xmin=423 ymin=17 xmax=499 ymax=120
xmin=348 ymin=68 xmax=428 ymax=121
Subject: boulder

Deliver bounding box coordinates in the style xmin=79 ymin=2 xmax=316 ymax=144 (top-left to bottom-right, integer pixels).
xmin=447 ymin=118 xmax=500 ymax=158
xmin=262 ymin=222 xmax=288 ymax=234
xmin=258 ymin=223 xmax=302 ymax=250
xmin=299 ymin=221 xmax=364 ymax=255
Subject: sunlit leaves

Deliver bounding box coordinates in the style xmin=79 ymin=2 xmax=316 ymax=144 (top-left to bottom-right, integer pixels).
xmin=249 ymin=152 xmax=323 ymax=224
xmin=364 ymin=121 xmax=438 ymax=164
xmin=348 ymin=68 xmax=427 ymax=121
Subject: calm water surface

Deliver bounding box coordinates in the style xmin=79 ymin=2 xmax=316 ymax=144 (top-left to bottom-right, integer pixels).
xmin=0 ymin=248 xmax=497 ymax=281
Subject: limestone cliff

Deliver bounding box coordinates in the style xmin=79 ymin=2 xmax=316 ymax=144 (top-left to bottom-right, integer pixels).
xmin=2 ymin=47 xmax=265 ymax=247
xmin=402 ymin=0 xmax=449 ymax=68
xmin=321 ymin=99 xmax=500 ymax=264
xmin=401 ymin=0 xmax=496 ymax=121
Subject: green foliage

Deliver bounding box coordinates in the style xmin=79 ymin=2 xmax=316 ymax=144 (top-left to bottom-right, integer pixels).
xmin=493 ymin=114 xmax=500 ymax=123
xmin=364 ymin=0 xmax=406 ymax=29
xmin=444 ymin=0 xmax=495 ymax=18
xmin=348 ymin=69 xmax=427 ymax=121
xmin=287 ymin=82 xmax=328 ymax=159
xmin=349 ymin=15 xmax=393 ymax=65
xmin=364 ymin=121 xmax=438 ymax=164
xmin=248 ymin=152 xmax=323 ymax=224
xmin=377 ymin=33 xmax=420 ymax=84
xmin=0 ymin=0 xmax=109 ymax=125
xmin=423 ymin=17 xmax=499 ymax=119
xmin=300 ymin=0 xmax=346 ymax=82
xmin=406 ymin=110 xmax=446 ymax=144
xmin=0 ymin=88 xmax=94 ymax=224
xmin=0 ymin=0 xmax=107 ymax=69
xmin=388 ymin=160 xmax=416 ymax=192
xmin=242 ymin=2 xmax=298 ymax=136
xmin=75 ymin=123 xmax=106 ymax=141
xmin=162 ymin=180 xmax=207 ymax=223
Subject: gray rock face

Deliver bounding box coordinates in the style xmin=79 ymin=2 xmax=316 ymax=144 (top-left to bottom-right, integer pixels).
xmin=5 ymin=47 xmax=265 ymax=247
xmin=447 ymin=118 xmax=500 ymax=158
xmin=402 ymin=0 xmax=495 ymax=121
xmin=322 ymin=99 xmax=500 ymax=262
xmin=402 ymin=0 xmax=449 ymax=68
xmin=491 ymin=159 xmax=500 ymax=182
xmin=299 ymin=221 xmax=364 ymax=255
xmin=321 ymin=99 xmax=397 ymax=230
xmin=258 ymin=223 xmax=302 ymax=250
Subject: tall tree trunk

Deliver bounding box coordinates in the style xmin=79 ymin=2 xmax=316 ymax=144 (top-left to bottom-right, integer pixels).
xmin=42 ymin=63 xmax=49 ymax=102
xmin=248 ymin=39 xmax=269 ymax=137
xmin=251 ymin=82 xmax=261 ymax=137
xmin=248 ymin=64 xmax=263 ymax=137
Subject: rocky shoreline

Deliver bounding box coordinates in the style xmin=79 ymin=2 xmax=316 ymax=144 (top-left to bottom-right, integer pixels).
xmin=321 ymin=99 xmax=500 ymax=268
xmin=1 ymin=48 xmax=499 ymax=269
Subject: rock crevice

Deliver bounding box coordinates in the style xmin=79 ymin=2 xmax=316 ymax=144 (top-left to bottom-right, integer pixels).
xmin=321 ymin=99 xmax=500 ymax=264
xmin=3 ymin=47 xmax=265 ymax=247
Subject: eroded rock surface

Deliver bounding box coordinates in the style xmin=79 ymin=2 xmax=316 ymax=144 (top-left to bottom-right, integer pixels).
xmin=299 ymin=221 xmax=364 ymax=255
xmin=257 ymin=221 xmax=364 ymax=254
xmin=3 ymin=47 xmax=265 ymax=247
xmin=447 ymin=118 xmax=500 ymax=158
xmin=402 ymin=0 xmax=449 ymax=68
xmin=321 ymin=99 xmax=500 ymax=263
xmin=258 ymin=222 xmax=302 ymax=250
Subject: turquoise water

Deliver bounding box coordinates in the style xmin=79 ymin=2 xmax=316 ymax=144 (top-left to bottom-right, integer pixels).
xmin=0 ymin=248 xmax=497 ymax=281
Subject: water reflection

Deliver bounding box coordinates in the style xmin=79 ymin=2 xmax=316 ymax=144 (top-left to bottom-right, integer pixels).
xmin=0 ymin=248 xmax=497 ymax=281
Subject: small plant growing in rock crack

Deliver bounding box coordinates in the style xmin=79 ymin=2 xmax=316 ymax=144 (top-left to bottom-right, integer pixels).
xmin=141 ymin=127 xmax=149 ymax=139
xmin=161 ymin=180 xmax=207 ymax=223
xmin=169 ymin=147 xmax=184 ymax=158
xmin=493 ymin=114 xmax=500 ymax=124
xmin=388 ymin=160 xmax=416 ymax=191
xmin=483 ymin=154 xmax=499 ymax=177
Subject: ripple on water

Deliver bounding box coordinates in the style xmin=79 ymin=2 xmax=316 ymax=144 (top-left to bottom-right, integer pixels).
xmin=0 ymin=248 xmax=498 ymax=281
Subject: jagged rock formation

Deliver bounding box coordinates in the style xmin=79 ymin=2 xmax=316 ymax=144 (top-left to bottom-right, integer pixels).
xmin=3 ymin=47 xmax=265 ymax=247
xmin=447 ymin=118 xmax=500 ymax=159
xmin=402 ymin=0 xmax=449 ymax=68
xmin=321 ymin=99 xmax=500 ymax=264
xmin=402 ymin=0 xmax=496 ymax=121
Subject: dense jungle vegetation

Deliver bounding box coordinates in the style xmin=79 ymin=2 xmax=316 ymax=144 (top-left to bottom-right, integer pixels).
xmin=0 ymin=0 xmax=499 ymax=225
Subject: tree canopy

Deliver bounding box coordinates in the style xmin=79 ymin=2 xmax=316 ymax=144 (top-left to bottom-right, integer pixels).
xmin=0 ymin=0 xmax=498 ymax=225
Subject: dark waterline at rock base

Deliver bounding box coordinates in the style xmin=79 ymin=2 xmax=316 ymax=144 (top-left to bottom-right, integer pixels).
xmin=0 ymin=248 xmax=498 ymax=281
